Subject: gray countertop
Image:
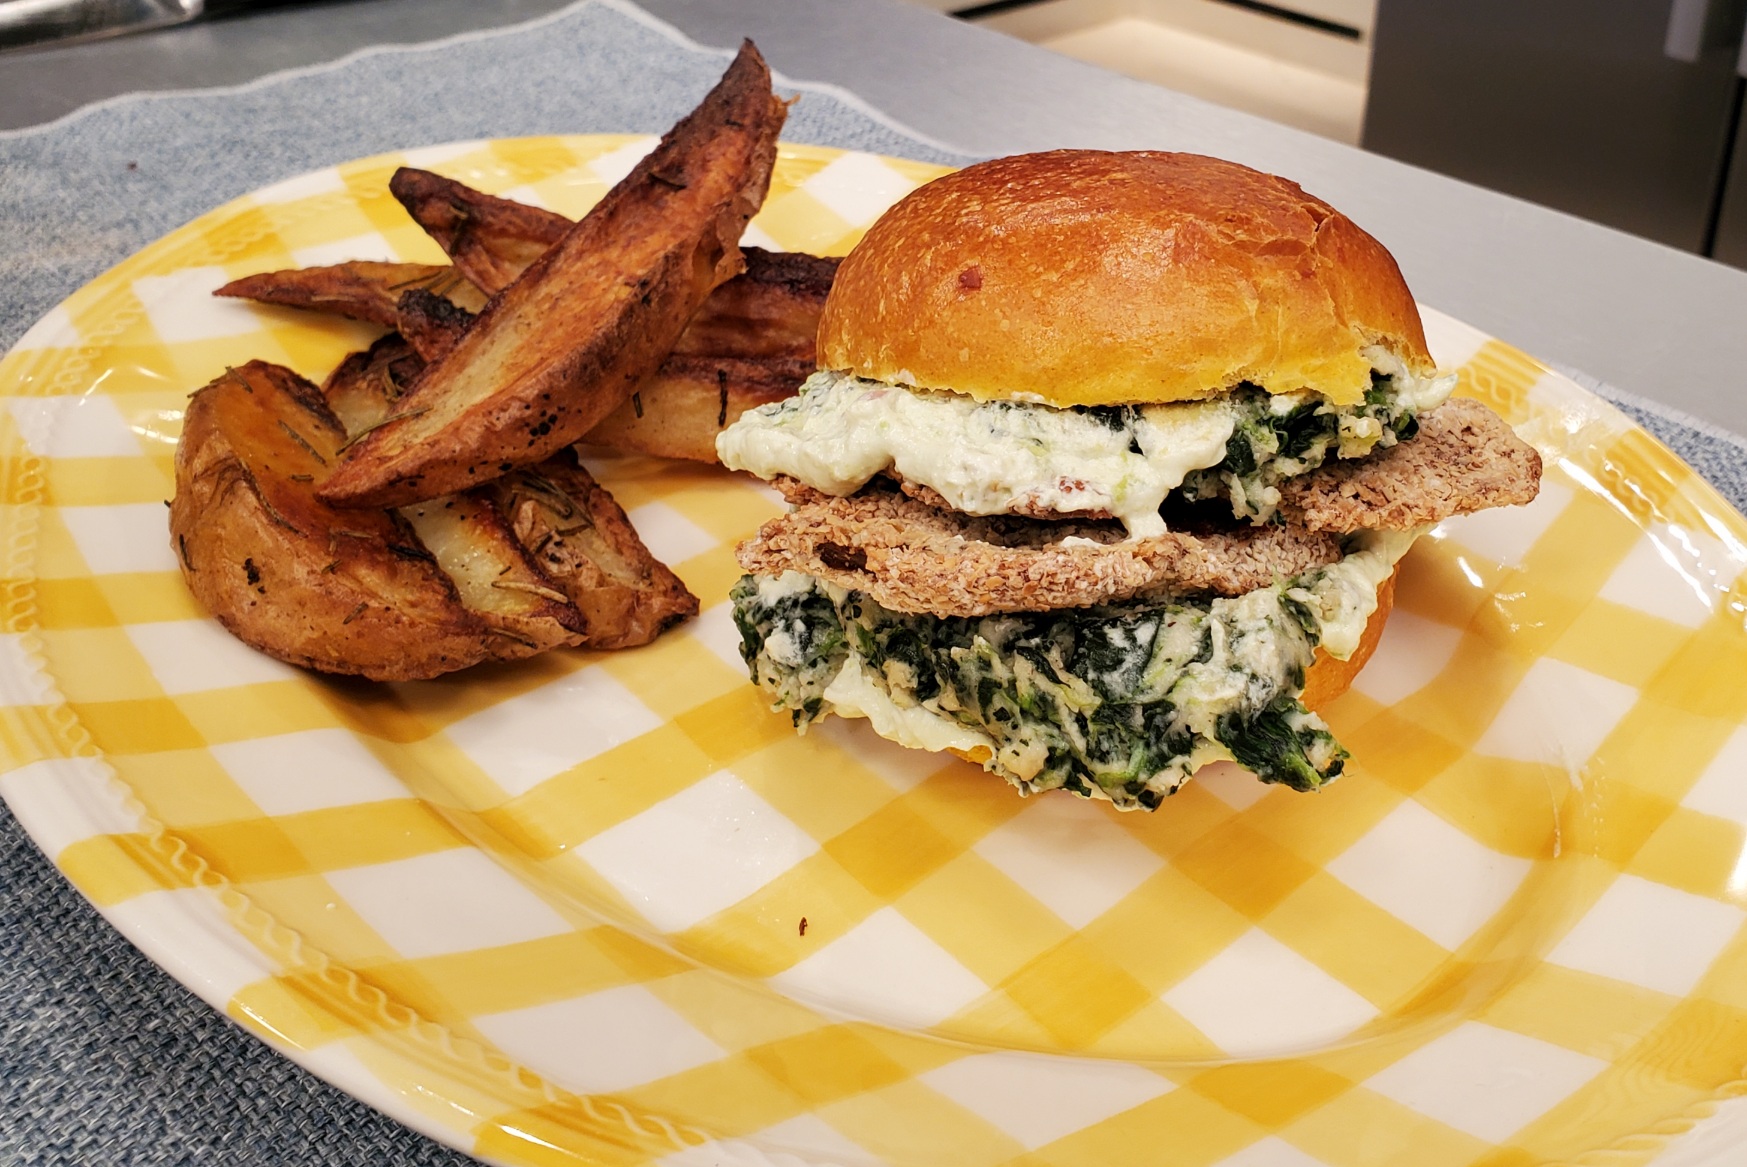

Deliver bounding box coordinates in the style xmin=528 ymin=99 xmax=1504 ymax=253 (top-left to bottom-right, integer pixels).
xmin=5 ymin=0 xmax=1746 ymax=434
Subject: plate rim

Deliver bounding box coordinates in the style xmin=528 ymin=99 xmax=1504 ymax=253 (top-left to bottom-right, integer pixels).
xmin=5 ymin=135 xmax=1747 ymax=1167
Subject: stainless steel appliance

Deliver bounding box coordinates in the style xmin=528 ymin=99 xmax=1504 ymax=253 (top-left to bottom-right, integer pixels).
xmin=1363 ymin=0 xmax=1747 ymax=267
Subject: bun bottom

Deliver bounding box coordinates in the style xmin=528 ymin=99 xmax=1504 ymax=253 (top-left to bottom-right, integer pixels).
xmin=948 ymin=568 xmax=1400 ymax=770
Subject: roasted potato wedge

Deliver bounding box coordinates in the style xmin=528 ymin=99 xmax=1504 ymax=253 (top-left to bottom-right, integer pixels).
xmin=585 ymin=354 xmax=811 ymax=463
xmin=330 ymin=335 xmax=699 ymax=647
xmin=394 ymin=288 xmax=470 ymax=364
xmin=320 ymin=41 xmax=787 ymax=509
xmin=322 ymin=338 xmax=585 ymax=657
xmin=392 ymin=164 xmax=835 ymax=361
xmin=388 ymin=167 xmax=569 ymax=295
xmin=671 ymin=249 xmax=837 ymax=361
xmin=170 ymin=360 xmax=500 ymax=680
xmin=214 ymin=261 xmax=490 ymax=327
xmin=492 ymin=450 xmax=700 ymax=650
xmin=388 ymin=291 xmax=810 ymax=462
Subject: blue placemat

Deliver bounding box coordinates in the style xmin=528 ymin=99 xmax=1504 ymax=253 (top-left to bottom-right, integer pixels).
xmin=1 ymin=3 xmax=1744 ymax=1164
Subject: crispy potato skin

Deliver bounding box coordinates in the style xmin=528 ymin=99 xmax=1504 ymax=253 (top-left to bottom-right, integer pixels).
xmin=584 ymin=354 xmax=809 ymax=463
xmin=170 ymin=361 xmax=499 ymax=681
xmin=320 ymin=42 xmax=787 ymax=509
xmin=388 ymin=168 xmax=569 ymax=295
xmin=492 ymin=450 xmax=699 ymax=650
xmin=321 ymin=338 xmax=586 ymax=657
xmin=394 ymin=288 xmax=470 ymax=364
xmin=214 ymin=262 xmax=488 ymax=326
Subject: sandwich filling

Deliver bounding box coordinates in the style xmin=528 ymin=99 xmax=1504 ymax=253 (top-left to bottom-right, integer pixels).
xmin=717 ymin=348 xmax=1450 ymax=537
xmin=730 ymin=529 xmax=1416 ymax=809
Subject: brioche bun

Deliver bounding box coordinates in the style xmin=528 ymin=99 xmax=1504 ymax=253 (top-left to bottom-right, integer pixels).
xmin=818 ymin=150 xmax=1434 ymax=409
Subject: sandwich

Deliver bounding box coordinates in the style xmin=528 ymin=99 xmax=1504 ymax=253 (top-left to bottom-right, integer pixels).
xmin=715 ymin=150 xmax=1542 ymax=809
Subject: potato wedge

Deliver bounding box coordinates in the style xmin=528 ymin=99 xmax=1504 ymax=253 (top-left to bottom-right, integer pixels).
xmin=584 ymin=354 xmax=810 ymax=462
xmin=214 ymin=261 xmax=490 ymax=327
xmin=170 ymin=360 xmax=498 ymax=680
xmin=330 ymin=335 xmax=700 ymax=646
xmin=394 ymin=288 xmax=470 ymax=364
xmin=671 ymin=249 xmax=838 ymax=361
xmin=492 ymin=450 xmax=700 ymax=650
xmin=388 ymin=291 xmax=810 ymax=461
xmin=388 ymin=167 xmax=569 ymax=295
xmin=321 ymin=335 xmax=425 ymax=432
xmin=322 ymin=338 xmax=585 ymax=657
xmin=392 ymin=165 xmax=835 ymax=361
xmin=320 ymin=41 xmax=787 ymax=509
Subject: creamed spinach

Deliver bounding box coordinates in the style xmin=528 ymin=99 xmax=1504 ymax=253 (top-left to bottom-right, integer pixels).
xmin=731 ymin=569 xmax=1358 ymax=810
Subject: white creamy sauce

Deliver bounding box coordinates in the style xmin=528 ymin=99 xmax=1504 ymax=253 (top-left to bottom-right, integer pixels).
xmin=819 ymin=647 xmax=1237 ymax=802
xmin=719 ymin=356 xmax=1453 ymax=540
xmin=821 ymin=652 xmax=997 ymax=756
xmin=1300 ymin=526 xmax=1423 ymax=659
xmin=1167 ymin=588 xmax=1306 ymax=717
xmin=717 ymin=370 xmax=1237 ymax=538
xmin=1363 ymin=345 xmax=1455 ymax=413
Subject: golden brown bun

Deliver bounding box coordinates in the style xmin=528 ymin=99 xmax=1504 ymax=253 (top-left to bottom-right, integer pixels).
xmin=948 ymin=568 xmax=1398 ymax=770
xmin=818 ymin=150 xmax=1434 ymax=408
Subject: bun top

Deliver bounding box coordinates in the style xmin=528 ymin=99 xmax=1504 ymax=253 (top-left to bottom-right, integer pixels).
xmin=817 ymin=150 xmax=1435 ymax=408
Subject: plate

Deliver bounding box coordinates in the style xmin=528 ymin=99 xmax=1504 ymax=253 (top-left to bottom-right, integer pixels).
xmin=5 ymin=135 xmax=1747 ymax=1167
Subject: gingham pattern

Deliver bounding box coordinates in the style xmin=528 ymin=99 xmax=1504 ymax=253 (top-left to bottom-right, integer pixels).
xmin=4 ymin=137 xmax=1747 ymax=1167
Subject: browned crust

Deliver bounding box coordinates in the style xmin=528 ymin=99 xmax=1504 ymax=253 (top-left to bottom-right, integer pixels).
xmin=213 ymin=261 xmax=488 ymax=327
xmin=818 ymin=149 xmax=1433 ymax=407
xmin=671 ymin=249 xmax=839 ymax=361
xmin=583 ymin=353 xmax=810 ymax=462
xmin=319 ymin=42 xmax=786 ymax=509
xmin=1281 ymin=398 xmax=1543 ymax=530
xmin=737 ymin=480 xmax=1345 ymax=616
xmin=491 ymin=450 xmax=700 ymax=649
xmin=320 ymin=341 xmax=586 ymax=657
xmin=390 ymin=160 xmax=835 ymax=363
xmin=170 ymin=361 xmax=499 ymax=680
xmin=395 ymin=287 xmax=471 ymax=364
xmin=389 ymin=167 xmax=570 ymax=295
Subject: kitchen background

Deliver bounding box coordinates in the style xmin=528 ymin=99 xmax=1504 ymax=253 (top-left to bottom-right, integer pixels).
xmin=908 ymin=0 xmax=1747 ymax=270
xmin=6 ymin=0 xmax=1747 ymax=270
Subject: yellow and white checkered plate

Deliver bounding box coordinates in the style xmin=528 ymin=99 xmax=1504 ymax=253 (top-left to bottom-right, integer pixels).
xmin=5 ymin=136 xmax=1747 ymax=1167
